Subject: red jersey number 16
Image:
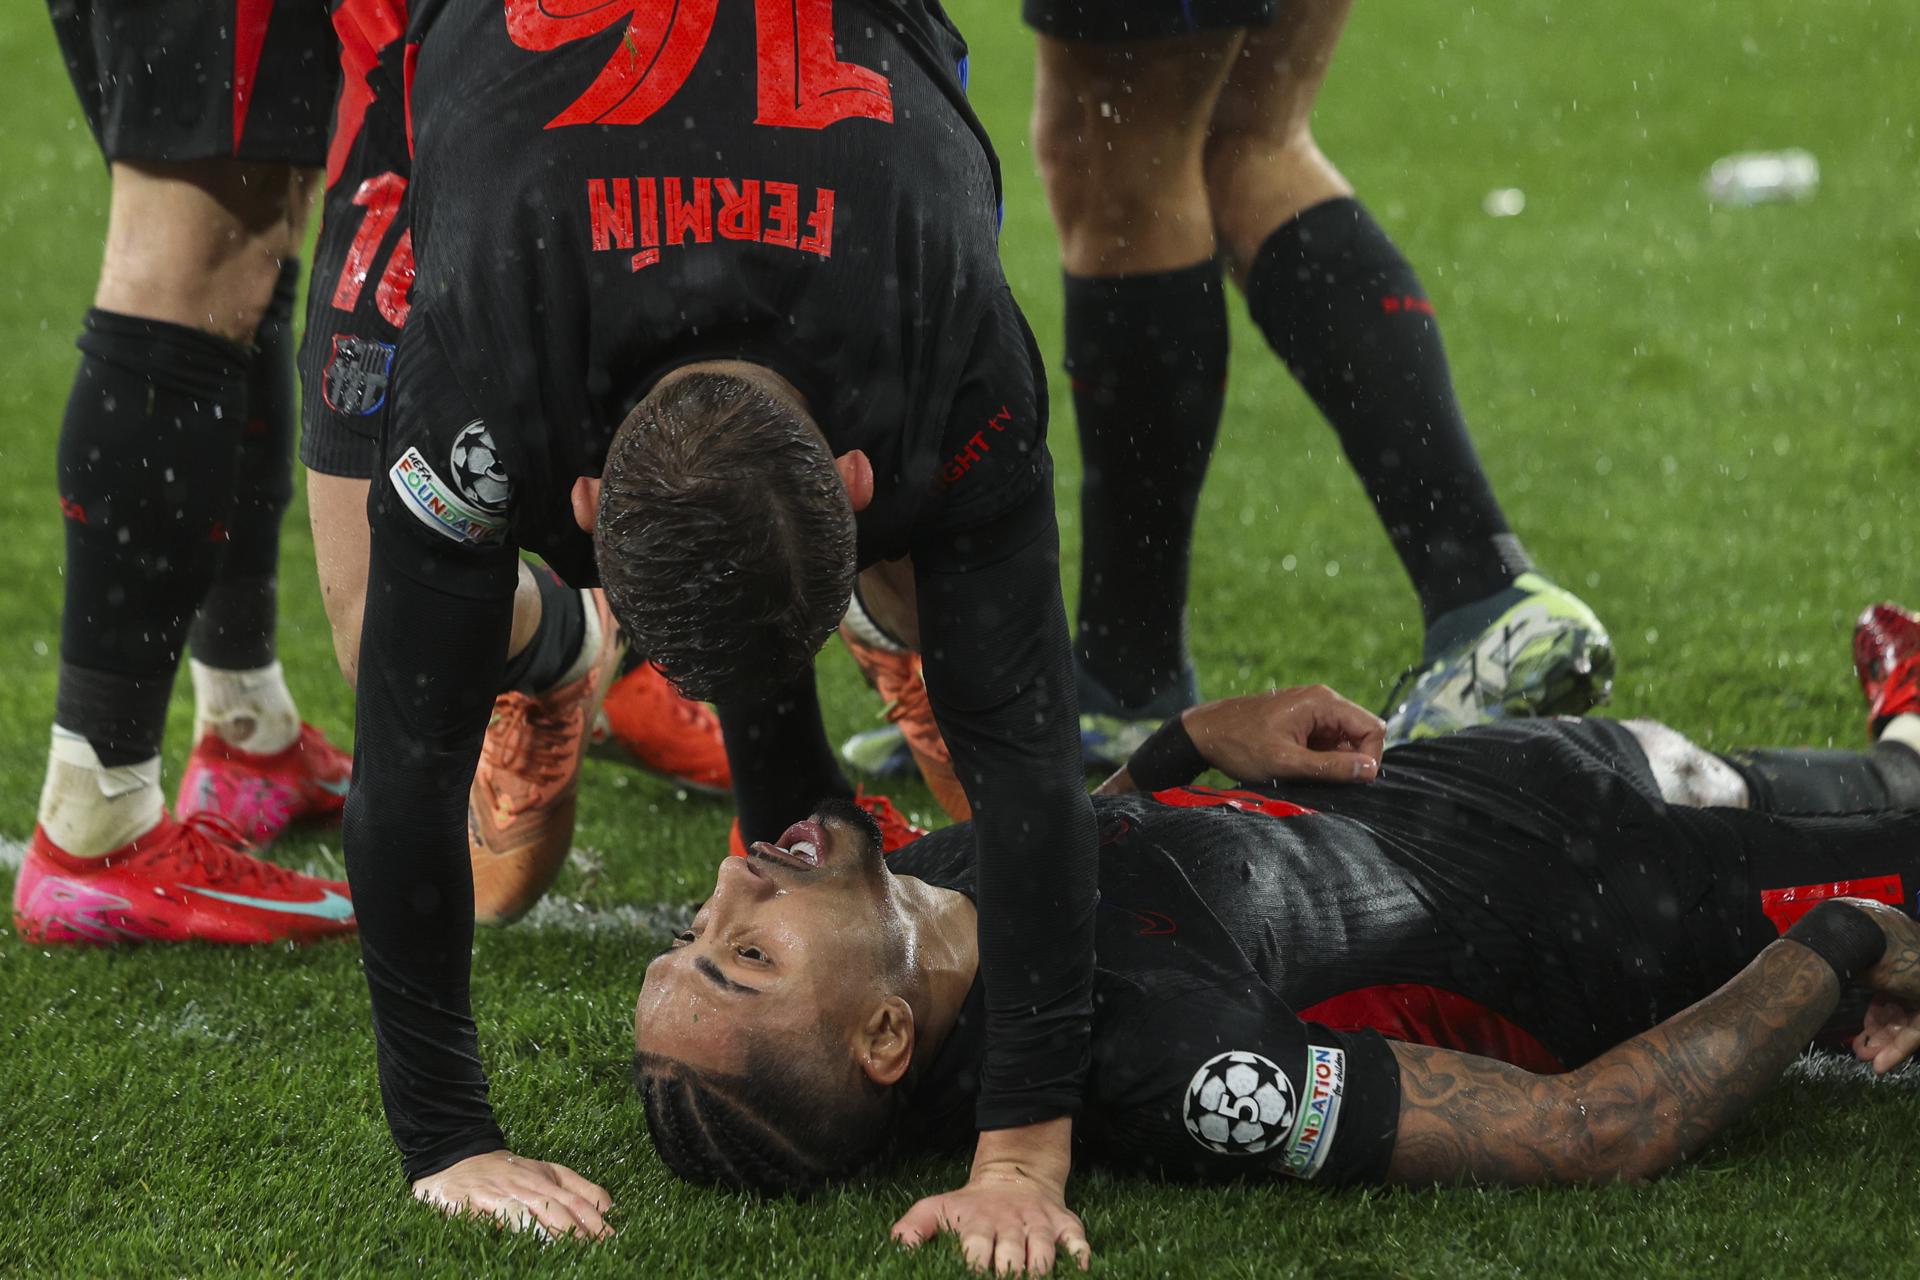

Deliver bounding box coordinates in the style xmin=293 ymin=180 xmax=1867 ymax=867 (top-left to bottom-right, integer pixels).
xmin=504 ymin=0 xmax=895 ymax=131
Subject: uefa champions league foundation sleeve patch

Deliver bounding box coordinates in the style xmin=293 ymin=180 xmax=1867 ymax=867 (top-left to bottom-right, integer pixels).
xmin=1183 ymin=1051 xmax=1297 ymax=1156
xmin=386 ymin=421 xmax=511 ymax=546
xmin=1182 ymin=1045 xmax=1347 ymax=1176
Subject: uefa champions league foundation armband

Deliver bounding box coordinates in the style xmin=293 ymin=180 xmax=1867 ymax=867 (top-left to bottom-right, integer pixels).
xmin=1783 ymin=899 xmax=1887 ymax=984
xmin=1125 ymin=715 xmax=1210 ymax=793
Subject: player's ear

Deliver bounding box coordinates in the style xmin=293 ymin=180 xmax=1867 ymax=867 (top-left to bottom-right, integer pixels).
xmin=835 ymin=449 xmax=873 ymax=514
xmin=571 ymin=475 xmax=602 ymax=533
xmin=855 ymin=995 xmax=914 ymax=1087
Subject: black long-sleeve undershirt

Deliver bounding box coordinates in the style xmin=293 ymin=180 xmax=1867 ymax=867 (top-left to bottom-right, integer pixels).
xmin=344 ymin=478 xmax=518 ymax=1181
xmin=914 ymin=490 xmax=1098 ymax=1129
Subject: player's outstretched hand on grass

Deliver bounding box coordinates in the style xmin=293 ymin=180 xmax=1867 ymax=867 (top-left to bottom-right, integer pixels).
xmin=893 ymin=1119 xmax=1090 ymax=1275
xmin=412 ymin=1150 xmax=613 ymax=1241
xmin=1182 ymin=685 xmax=1386 ymax=786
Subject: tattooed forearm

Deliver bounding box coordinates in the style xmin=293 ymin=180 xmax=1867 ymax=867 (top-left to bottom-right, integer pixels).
xmin=1386 ymin=939 xmax=1840 ymax=1186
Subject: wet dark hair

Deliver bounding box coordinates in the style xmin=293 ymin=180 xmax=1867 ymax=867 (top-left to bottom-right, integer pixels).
xmin=636 ymin=1035 xmax=902 ymax=1195
xmin=595 ymin=371 xmax=856 ymax=702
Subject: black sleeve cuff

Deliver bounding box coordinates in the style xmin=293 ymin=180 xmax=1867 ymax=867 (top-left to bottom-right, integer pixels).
xmin=402 ymin=1126 xmax=510 ymax=1184
xmin=1125 ymin=715 xmax=1209 ymax=792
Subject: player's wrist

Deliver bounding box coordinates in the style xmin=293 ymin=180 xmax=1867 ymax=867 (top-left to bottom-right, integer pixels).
xmin=1125 ymin=714 xmax=1208 ymax=792
xmin=1782 ymin=899 xmax=1886 ymax=985
xmin=972 ymin=1116 xmax=1073 ymax=1188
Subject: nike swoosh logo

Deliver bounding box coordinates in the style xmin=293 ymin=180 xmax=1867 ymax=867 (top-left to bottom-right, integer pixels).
xmin=316 ymin=775 xmax=351 ymax=797
xmin=182 ymin=886 xmax=355 ymax=921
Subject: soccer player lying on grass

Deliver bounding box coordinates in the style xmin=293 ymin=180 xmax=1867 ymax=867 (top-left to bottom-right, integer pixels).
xmin=634 ymin=603 xmax=1920 ymax=1274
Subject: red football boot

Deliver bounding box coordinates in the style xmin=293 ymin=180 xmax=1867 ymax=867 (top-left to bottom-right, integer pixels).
xmin=1854 ymin=602 xmax=1920 ymax=736
xmin=176 ymin=722 xmax=353 ymax=847
xmin=12 ymin=812 xmax=355 ymax=946
xmin=727 ymin=788 xmax=927 ymax=858
xmin=591 ymin=662 xmax=732 ymax=794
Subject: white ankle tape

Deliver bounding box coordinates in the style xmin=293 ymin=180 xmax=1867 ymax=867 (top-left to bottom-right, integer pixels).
xmin=842 ymin=588 xmax=907 ymax=654
xmin=1880 ymin=714 xmax=1920 ymax=755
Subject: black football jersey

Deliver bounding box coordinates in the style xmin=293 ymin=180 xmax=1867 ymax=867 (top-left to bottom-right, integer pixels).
xmin=392 ymin=0 xmax=1041 ymax=579
xmin=894 ymin=719 xmax=1746 ymax=1185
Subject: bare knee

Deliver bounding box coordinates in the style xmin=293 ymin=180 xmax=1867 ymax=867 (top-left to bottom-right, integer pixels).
xmin=96 ymin=160 xmax=316 ymax=343
xmin=1623 ymin=719 xmax=1750 ymax=808
xmin=1032 ymin=36 xmax=1234 ymax=274
xmin=1203 ymin=125 xmax=1350 ymax=278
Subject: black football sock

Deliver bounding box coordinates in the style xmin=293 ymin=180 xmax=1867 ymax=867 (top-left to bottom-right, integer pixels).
xmin=56 ymin=309 xmax=250 ymax=764
xmin=1065 ymin=259 xmax=1227 ymax=712
xmin=1872 ymin=741 xmax=1920 ymax=810
xmin=1246 ymin=198 xmax=1533 ymax=627
xmin=717 ymin=670 xmax=853 ymax=845
xmin=500 ymin=568 xmax=587 ymax=695
xmin=191 ymin=258 xmax=300 ymax=670
xmin=1718 ymin=748 xmax=1908 ymax=814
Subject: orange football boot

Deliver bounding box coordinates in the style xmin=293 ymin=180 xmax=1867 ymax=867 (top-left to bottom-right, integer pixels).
xmin=469 ymin=590 xmax=623 ymax=925
xmin=591 ymin=661 xmax=732 ymax=794
xmin=839 ymin=626 xmax=968 ymax=820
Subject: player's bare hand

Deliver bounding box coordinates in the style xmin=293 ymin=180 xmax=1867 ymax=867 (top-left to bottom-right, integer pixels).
xmin=1852 ymin=994 xmax=1920 ymax=1074
xmin=1846 ymin=898 xmax=1920 ymax=1004
xmin=893 ymin=1119 xmax=1090 ymax=1274
xmin=412 ymin=1149 xmax=614 ymax=1241
xmin=1183 ymin=685 xmax=1385 ymax=786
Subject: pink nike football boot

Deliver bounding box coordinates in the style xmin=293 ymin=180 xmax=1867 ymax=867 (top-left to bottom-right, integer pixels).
xmin=175 ymin=722 xmax=353 ymax=846
xmin=13 ymin=812 xmax=356 ymax=945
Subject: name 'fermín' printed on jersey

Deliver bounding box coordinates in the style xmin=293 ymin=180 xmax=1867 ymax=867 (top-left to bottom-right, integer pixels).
xmin=586 ymin=177 xmax=835 ymax=273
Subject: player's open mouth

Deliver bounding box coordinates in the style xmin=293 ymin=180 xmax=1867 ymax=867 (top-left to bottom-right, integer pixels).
xmin=747 ymin=818 xmax=827 ymax=870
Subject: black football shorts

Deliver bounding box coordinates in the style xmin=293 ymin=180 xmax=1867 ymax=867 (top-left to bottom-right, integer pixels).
xmin=298 ymin=0 xmax=412 ymax=479
xmin=49 ymin=0 xmax=335 ymax=166
xmin=1023 ymin=0 xmax=1278 ymax=42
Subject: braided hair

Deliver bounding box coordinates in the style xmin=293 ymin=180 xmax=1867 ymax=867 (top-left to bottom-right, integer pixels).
xmin=635 ymin=1041 xmax=902 ymax=1196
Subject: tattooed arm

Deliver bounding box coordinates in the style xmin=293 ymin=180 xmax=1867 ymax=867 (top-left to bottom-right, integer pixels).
xmin=1387 ymin=899 xmax=1920 ymax=1186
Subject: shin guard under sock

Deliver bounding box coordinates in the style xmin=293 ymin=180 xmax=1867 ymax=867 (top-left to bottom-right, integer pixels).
xmin=717 ymin=670 xmax=853 ymax=845
xmin=501 ymin=569 xmax=588 ymax=695
xmin=57 ymin=309 xmax=250 ymax=764
xmin=1246 ymin=198 xmax=1532 ymax=625
xmin=191 ymin=258 xmax=300 ymax=671
xmin=1065 ymin=260 xmax=1227 ymax=710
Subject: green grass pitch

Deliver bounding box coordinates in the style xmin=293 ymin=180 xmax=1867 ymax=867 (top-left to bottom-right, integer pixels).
xmin=2 ymin=0 xmax=1918 ymax=1274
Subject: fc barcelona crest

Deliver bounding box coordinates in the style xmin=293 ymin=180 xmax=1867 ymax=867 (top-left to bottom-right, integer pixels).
xmin=322 ymin=335 xmax=396 ymax=417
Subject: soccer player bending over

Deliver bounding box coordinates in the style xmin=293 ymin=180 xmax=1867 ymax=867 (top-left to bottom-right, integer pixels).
xmin=636 ymin=603 xmax=1920 ymax=1249
xmin=334 ymin=0 xmax=1098 ymax=1262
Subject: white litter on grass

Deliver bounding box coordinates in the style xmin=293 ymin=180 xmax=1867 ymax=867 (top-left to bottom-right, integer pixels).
xmin=1483 ymin=187 xmax=1527 ymax=217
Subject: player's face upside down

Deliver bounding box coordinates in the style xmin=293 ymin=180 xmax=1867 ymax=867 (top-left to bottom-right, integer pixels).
xmin=634 ymin=798 xmax=917 ymax=1089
